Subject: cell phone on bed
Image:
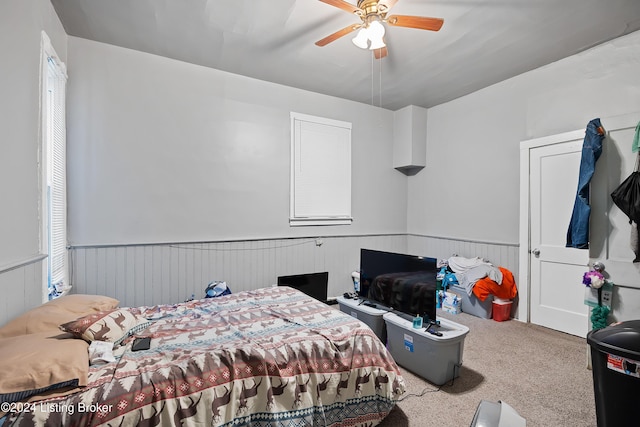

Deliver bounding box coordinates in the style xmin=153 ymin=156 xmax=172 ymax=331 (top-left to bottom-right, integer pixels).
xmin=132 ymin=336 xmax=151 ymax=351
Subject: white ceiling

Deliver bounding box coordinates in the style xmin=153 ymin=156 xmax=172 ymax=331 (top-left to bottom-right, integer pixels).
xmin=51 ymin=0 xmax=640 ymax=111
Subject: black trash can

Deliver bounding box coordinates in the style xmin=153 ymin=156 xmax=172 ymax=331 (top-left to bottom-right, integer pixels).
xmin=587 ymin=320 xmax=640 ymax=427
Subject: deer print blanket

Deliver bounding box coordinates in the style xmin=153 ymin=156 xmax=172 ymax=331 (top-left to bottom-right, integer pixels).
xmin=6 ymin=286 xmax=405 ymax=426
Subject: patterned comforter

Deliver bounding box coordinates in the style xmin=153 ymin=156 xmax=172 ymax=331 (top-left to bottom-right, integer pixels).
xmin=6 ymin=286 xmax=405 ymax=426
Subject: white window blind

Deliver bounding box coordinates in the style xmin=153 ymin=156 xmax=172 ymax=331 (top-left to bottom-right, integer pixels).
xmin=41 ymin=32 xmax=68 ymax=299
xmin=290 ymin=112 xmax=352 ymax=226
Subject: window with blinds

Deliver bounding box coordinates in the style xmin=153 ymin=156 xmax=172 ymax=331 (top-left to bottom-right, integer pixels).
xmin=290 ymin=112 xmax=352 ymax=226
xmin=41 ymin=32 xmax=68 ymax=300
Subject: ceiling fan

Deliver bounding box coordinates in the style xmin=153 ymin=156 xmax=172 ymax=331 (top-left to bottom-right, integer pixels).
xmin=315 ymin=0 xmax=444 ymax=59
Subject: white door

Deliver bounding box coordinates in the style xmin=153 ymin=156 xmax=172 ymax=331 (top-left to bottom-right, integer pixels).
xmin=521 ymin=112 xmax=640 ymax=337
xmin=529 ymin=136 xmax=590 ymax=337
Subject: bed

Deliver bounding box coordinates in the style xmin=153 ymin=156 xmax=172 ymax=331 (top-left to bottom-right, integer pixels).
xmin=0 ymin=286 xmax=404 ymax=426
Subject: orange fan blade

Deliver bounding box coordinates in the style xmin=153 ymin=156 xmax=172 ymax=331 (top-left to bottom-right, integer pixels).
xmin=373 ymin=46 xmax=388 ymax=59
xmin=315 ymin=24 xmax=360 ymax=46
xmin=318 ymin=0 xmax=362 ymax=15
xmin=377 ymin=0 xmax=399 ymax=13
xmin=386 ymin=15 xmax=444 ymax=31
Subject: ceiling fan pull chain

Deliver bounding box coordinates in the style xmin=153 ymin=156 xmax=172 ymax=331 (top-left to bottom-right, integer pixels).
xmin=379 ymin=56 xmax=382 ymax=108
xmin=371 ymin=51 xmax=374 ymax=106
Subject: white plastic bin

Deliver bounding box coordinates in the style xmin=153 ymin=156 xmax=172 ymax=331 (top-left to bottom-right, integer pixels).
xmin=336 ymin=296 xmax=388 ymax=342
xmin=470 ymin=400 xmax=526 ymax=427
xmin=450 ymin=284 xmax=493 ymax=319
xmin=383 ymin=312 xmax=469 ymax=385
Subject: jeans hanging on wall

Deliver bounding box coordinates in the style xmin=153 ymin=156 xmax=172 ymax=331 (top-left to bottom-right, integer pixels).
xmin=566 ymin=118 xmax=605 ymax=249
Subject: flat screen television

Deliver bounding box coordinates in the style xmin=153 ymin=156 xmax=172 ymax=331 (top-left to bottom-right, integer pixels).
xmin=277 ymin=272 xmax=328 ymax=302
xmin=359 ymin=249 xmax=438 ymax=322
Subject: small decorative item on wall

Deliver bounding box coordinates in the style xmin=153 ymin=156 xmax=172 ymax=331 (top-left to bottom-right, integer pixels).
xmin=582 ymin=269 xmax=613 ymax=330
xmin=583 ymin=270 xmax=605 ymax=289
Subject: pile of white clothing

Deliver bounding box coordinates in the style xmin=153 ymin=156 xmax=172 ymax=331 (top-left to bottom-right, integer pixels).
xmin=446 ymin=256 xmax=503 ymax=296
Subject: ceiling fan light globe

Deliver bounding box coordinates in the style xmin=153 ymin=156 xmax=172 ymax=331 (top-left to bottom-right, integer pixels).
xmin=367 ymin=20 xmax=385 ymax=38
xmin=352 ymin=28 xmax=370 ymax=49
xmin=368 ymin=37 xmax=386 ymax=50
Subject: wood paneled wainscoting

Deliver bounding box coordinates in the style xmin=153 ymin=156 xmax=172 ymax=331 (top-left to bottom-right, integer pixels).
xmin=69 ymin=235 xmax=408 ymax=309
xmin=68 ymin=234 xmax=518 ymax=311
xmin=0 ymin=236 xmax=519 ymax=327
xmin=407 ymin=234 xmax=519 ymax=276
xmin=0 ymin=255 xmax=46 ymax=327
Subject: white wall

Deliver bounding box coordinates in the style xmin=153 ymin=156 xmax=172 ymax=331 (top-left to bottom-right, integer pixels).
xmin=66 ymin=38 xmax=407 ymax=247
xmin=0 ymin=0 xmax=67 ymax=268
xmin=61 ymin=36 xmax=519 ymax=307
xmin=66 ymin=31 xmax=640 ymax=317
xmin=409 ymin=30 xmax=640 ymax=321
xmin=409 ymin=30 xmax=640 ymax=246
xmin=0 ymin=0 xmax=67 ymax=325
xmin=5 ymin=4 xmax=637 ymax=323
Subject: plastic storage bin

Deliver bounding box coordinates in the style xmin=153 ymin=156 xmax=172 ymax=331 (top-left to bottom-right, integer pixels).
xmin=492 ymin=298 xmax=512 ymax=322
xmin=470 ymin=400 xmax=526 ymax=427
xmin=336 ymin=296 xmax=388 ymax=343
xmin=587 ymin=320 xmax=640 ymax=427
xmin=383 ymin=312 xmax=469 ymax=385
xmin=450 ymin=284 xmax=493 ymax=319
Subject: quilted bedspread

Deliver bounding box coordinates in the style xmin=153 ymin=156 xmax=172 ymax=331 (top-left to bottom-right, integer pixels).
xmin=6 ymin=286 xmax=405 ymax=426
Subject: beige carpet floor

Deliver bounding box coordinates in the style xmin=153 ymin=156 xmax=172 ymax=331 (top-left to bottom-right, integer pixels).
xmin=377 ymin=309 xmax=597 ymax=427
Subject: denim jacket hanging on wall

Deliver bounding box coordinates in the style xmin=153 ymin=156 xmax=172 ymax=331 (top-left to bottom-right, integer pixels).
xmin=566 ymin=118 xmax=605 ymax=249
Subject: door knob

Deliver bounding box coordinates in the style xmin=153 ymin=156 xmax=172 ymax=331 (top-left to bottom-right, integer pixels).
xmin=532 ymin=248 xmax=540 ymax=256
xmin=593 ymin=262 xmax=605 ymax=273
